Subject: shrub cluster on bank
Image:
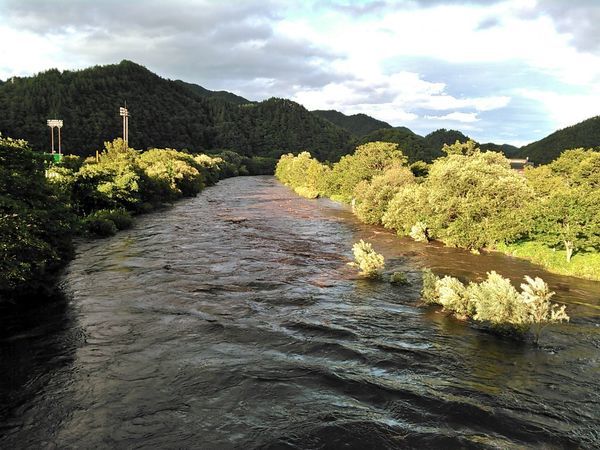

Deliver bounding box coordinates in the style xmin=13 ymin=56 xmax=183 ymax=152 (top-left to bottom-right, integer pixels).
xmin=0 ymin=136 xmax=252 ymax=302
xmin=275 ymin=141 xmax=600 ymax=277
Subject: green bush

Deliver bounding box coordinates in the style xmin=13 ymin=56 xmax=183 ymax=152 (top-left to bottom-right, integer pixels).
xmin=409 ymin=222 xmax=429 ymax=242
xmin=83 ymin=215 xmax=118 ymax=237
xmin=101 ymin=208 xmax=133 ymax=230
xmin=275 ymin=151 xmax=330 ymax=199
xmin=421 ymin=269 xmax=440 ymax=304
xmin=353 ymin=163 xmax=414 ymax=224
xmin=437 ymin=276 xmax=472 ymax=318
xmin=348 ymin=240 xmax=385 ymax=278
xmin=520 ymin=275 xmax=570 ymax=343
xmin=390 ymin=271 xmax=409 ymax=285
xmin=326 ymin=142 xmax=407 ymax=203
xmin=421 ymin=269 xmax=570 ymax=342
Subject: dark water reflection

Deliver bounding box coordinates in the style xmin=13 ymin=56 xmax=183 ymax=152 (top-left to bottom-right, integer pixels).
xmin=1 ymin=176 xmax=599 ymax=449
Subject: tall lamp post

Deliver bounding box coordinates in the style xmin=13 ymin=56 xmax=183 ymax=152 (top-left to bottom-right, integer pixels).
xmin=46 ymin=119 xmax=63 ymax=154
xmin=119 ymin=106 xmax=129 ymax=145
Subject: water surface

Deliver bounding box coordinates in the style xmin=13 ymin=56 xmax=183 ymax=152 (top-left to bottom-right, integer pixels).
xmin=1 ymin=176 xmax=599 ymax=448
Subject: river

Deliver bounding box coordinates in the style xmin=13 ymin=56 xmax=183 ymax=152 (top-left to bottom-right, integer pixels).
xmin=1 ymin=176 xmax=599 ymax=449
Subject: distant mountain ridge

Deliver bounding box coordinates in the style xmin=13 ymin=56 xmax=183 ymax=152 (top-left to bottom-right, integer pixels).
xmin=519 ymin=116 xmax=600 ymax=164
xmin=0 ymin=60 xmax=351 ymax=161
xmin=0 ymin=59 xmax=597 ymax=164
xmin=311 ymin=110 xmax=392 ymax=136
xmin=173 ymin=80 xmax=254 ymax=105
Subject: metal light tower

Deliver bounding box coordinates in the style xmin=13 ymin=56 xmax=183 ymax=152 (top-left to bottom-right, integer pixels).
xmin=47 ymin=119 xmax=63 ymax=154
xmin=119 ymin=106 xmax=129 ymax=145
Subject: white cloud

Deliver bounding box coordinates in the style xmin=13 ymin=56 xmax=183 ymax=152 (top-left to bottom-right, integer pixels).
xmin=1 ymin=0 xmax=599 ymax=144
xmin=516 ymin=88 xmax=600 ymax=129
xmin=426 ymin=112 xmax=480 ymax=123
xmin=292 ymin=69 xmax=508 ymax=126
xmin=0 ymin=26 xmax=79 ymax=78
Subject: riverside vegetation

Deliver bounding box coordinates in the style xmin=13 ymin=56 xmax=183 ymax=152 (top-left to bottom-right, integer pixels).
xmin=0 ymin=135 xmax=256 ymax=303
xmin=348 ymin=240 xmax=569 ymax=343
xmin=276 ymin=141 xmax=600 ymax=280
xmin=276 ymin=142 xmax=600 ymax=340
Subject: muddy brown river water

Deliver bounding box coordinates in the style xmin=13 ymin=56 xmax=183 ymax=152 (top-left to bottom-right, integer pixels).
xmin=1 ymin=176 xmax=599 ymax=448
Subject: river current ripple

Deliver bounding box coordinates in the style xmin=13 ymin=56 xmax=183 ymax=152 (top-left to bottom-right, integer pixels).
xmin=1 ymin=176 xmax=599 ymax=448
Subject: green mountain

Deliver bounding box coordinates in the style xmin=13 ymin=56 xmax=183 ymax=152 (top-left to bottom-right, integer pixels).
xmin=358 ymin=127 xmax=473 ymax=162
xmin=520 ymin=116 xmax=600 ymax=164
xmin=479 ymin=142 xmax=520 ymax=157
xmin=312 ymin=110 xmax=391 ymax=136
xmin=173 ymin=80 xmax=253 ymax=105
xmin=4 ymin=59 xmax=595 ymax=166
xmin=0 ymin=60 xmax=351 ymax=161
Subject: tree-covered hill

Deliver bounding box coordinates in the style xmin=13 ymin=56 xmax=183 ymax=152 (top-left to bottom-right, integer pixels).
xmin=479 ymin=142 xmax=520 ymax=157
xmin=173 ymin=80 xmax=254 ymax=105
xmin=312 ymin=109 xmax=392 ymax=136
xmin=0 ymin=60 xmax=352 ymax=160
xmin=3 ymin=59 xmax=597 ymax=165
xmin=358 ymin=127 xmax=473 ymax=162
xmin=520 ymin=116 xmax=600 ymax=164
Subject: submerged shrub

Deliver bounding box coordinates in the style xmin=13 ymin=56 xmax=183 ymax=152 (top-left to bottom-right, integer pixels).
xmin=520 ymin=276 xmax=570 ymax=343
xmin=437 ymin=276 xmax=472 ymax=318
xmin=469 ymin=271 xmax=529 ymax=335
xmin=419 ymin=269 xmax=569 ymax=343
xmin=349 ymin=240 xmax=385 ymax=278
xmin=390 ymin=271 xmax=409 ymax=285
xmin=421 ymin=269 xmax=441 ymax=304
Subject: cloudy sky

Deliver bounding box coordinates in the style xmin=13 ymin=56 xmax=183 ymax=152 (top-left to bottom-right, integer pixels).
xmin=1 ymin=0 xmax=599 ymax=145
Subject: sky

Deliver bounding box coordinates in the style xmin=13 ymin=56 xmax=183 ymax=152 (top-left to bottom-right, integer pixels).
xmin=1 ymin=0 xmax=599 ymax=146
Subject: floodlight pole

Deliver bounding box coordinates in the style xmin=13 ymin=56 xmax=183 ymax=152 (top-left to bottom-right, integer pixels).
xmin=57 ymin=124 xmax=62 ymax=155
xmin=50 ymin=124 xmax=55 ymax=154
xmin=47 ymin=119 xmax=64 ymax=155
xmin=120 ymin=106 xmax=129 ymax=145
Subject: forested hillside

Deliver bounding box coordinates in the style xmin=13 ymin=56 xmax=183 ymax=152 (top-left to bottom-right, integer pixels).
xmin=0 ymin=61 xmax=352 ymax=161
xmin=2 ymin=60 xmax=597 ymax=165
xmin=357 ymin=127 xmax=473 ymax=162
xmin=173 ymin=80 xmax=253 ymax=105
xmin=520 ymin=116 xmax=600 ymax=164
xmin=312 ymin=110 xmax=392 ymax=136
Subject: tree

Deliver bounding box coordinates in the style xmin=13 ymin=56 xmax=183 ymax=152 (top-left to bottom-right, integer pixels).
xmin=275 ymin=151 xmax=330 ymax=198
xmin=326 ymin=141 xmax=407 ymax=203
xmin=353 ymin=163 xmax=415 ymax=224
xmin=424 ymin=149 xmax=533 ymax=249
xmin=526 ymin=149 xmax=600 ymax=262
xmin=441 ymin=139 xmax=478 ymax=156
xmin=529 ymin=186 xmax=600 ymax=262
xmin=382 ymin=184 xmax=430 ymax=236
xmin=0 ymin=135 xmax=75 ymax=300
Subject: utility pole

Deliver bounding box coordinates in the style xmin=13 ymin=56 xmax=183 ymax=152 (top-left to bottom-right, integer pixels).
xmin=119 ymin=105 xmax=129 ymax=145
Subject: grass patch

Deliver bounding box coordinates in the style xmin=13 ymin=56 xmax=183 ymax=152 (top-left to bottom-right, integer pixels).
xmin=497 ymin=241 xmax=600 ymax=281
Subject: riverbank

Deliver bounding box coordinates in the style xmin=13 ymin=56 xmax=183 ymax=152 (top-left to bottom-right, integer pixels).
xmin=495 ymin=241 xmax=600 ymax=281
xmin=0 ymin=137 xmax=251 ymax=304
xmin=275 ymin=146 xmax=600 ymax=284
